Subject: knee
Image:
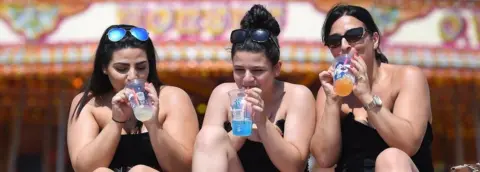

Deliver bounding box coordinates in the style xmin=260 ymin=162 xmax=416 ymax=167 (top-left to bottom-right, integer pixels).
xmin=194 ymin=125 xmax=229 ymax=151
xmin=376 ymin=148 xmax=411 ymax=169
xmin=129 ymin=165 xmax=155 ymax=172
xmin=93 ymin=167 xmax=113 ymax=172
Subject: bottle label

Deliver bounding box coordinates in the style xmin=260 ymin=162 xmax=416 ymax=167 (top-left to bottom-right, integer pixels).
xmin=232 ymin=109 xmax=245 ymax=121
xmin=231 ymin=97 xmax=250 ymax=121
xmin=334 ymin=62 xmax=352 ymax=81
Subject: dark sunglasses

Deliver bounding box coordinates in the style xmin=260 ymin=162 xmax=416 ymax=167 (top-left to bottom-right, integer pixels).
xmin=230 ymin=28 xmax=280 ymax=49
xmin=107 ymin=27 xmax=149 ymax=42
xmin=325 ymin=27 xmax=367 ymax=48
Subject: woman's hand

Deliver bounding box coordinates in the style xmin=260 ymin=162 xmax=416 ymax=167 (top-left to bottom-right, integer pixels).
xmin=348 ymin=52 xmax=373 ymax=103
xmin=319 ymin=66 xmax=342 ymax=102
xmin=245 ymin=88 xmax=267 ymax=125
xmin=143 ymin=82 xmax=161 ymax=127
xmin=111 ymin=89 xmax=133 ymax=123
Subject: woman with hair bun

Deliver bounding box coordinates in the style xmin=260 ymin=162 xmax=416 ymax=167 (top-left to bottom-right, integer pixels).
xmin=192 ymin=4 xmax=316 ymax=172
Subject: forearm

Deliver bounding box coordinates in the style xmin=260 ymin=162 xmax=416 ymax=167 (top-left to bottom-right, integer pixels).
xmin=74 ymin=120 xmax=123 ymax=172
xmin=366 ymin=106 xmax=419 ymax=155
xmin=311 ymin=99 xmax=342 ymax=167
xmin=257 ymin=121 xmax=305 ymax=171
xmin=147 ymin=125 xmax=192 ymax=172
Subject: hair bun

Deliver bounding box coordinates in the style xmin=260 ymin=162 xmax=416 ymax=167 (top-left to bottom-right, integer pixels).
xmin=240 ymin=4 xmax=281 ymax=36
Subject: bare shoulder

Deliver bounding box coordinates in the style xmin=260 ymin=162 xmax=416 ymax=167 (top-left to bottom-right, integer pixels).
xmin=71 ymin=92 xmax=92 ymax=106
xmin=284 ymin=82 xmax=315 ymax=98
xmin=211 ymin=82 xmax=238 ymax=95
xmin=159 ymin=85 xmax=190 ymax=99
xmin=392 ymin=65 xmax=428 ymax=86
xmin=69 ymin=92 xmax=94 ymax=116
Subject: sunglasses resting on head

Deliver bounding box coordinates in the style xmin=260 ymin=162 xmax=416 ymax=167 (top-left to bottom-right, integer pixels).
xmin=107 ymin=27 xmax=150 ymax=42
xmin=230 ymin=28 xmax=280 ymax=49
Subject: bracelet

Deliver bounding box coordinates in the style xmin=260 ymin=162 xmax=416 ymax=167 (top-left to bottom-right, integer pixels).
xmin=112 ymin=117 xmax=127 ymax=123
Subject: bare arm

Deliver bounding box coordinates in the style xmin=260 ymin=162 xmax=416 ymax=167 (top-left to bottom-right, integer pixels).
xmin=67 ymin=93 xmax=123 ymax=172
xmin=310 ymin=87 xmax=342 ymax=168
xmin=257 ymin=86 xmax=316 ymax=171
xmin=360 ymin=66 xmax=431 ymax=156
xmin=202 ymin=83 xmax=247 ymax=151
xmin=146 ymin=86 xmax=199 ymax=172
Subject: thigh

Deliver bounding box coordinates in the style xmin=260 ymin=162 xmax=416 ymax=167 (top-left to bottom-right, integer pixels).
xmin=128 ymin=165 xmax=159 ymax=172
xmin=227 ymin=143 xmax=245 ymax=172
xmin=94 ymin=167 xmax=114 ymax=172
xmin=375 ymin=148 xmax=419 ymax=172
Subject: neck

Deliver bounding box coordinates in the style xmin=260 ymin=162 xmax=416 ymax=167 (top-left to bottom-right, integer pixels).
xmin=261 ymin=80 xmax=281 ymax=105
xmin=369 ymin=59 xmax=382 ymax=86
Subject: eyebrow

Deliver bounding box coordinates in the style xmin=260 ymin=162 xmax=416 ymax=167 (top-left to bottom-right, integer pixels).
xmin=112 ymin=60 xmax=148 ymax=65
xmin=135 ymin=61 xmax=148 ymax=65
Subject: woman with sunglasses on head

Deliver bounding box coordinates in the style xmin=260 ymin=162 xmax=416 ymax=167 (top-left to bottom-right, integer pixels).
xmin=67 ymin=24 xmax=199 ymax=172
xmin=310 ymin=4 xmax=433 ymax=172
xmin=192 ymin=4 xmax=316 ymax=172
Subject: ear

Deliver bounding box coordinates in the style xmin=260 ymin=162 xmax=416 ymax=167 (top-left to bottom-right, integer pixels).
xmin=102 ymin=66 xmax=108 ymax=75
xmin=372 ymin=32 xmax=380 ymax=50
xmin=273 ymin=60 xmax=282 ymax=77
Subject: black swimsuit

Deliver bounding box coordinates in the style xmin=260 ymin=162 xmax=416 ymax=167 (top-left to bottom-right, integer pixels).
xmin=108 ymin=133 xmax=162 ymax=172
xmin=224 ymin=120 xmax=309 ymax=172
xmin=335 ymin=112 xmax=434 ymax=172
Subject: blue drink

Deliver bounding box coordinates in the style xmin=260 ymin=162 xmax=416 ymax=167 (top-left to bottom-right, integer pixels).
xmin=228 ymin=89 xmax=253 ymax=136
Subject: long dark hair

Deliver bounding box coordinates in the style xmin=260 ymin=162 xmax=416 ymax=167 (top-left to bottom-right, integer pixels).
xmin=322 ymin=4 xmax=388 ymax=63
xmin=231 ymin=4 xmax=281 ymax=65
xmin=72 ymin=24 xmax=163 ymax=119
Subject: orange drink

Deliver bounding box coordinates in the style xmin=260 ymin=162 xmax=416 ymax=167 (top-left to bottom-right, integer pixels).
xmin=333 ymin=54 xmax=355 ymax=97
xmin=334 ymin=77 xmax=354 ymax=97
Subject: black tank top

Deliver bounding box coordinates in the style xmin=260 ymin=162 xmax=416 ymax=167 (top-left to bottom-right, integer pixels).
xmin=224 ymin=120 xmax=309 ymax=172
xmin=336 ymin=113 xmax=434 ymax=172
xmin=108 ymin=133 xmax=162 ymax=172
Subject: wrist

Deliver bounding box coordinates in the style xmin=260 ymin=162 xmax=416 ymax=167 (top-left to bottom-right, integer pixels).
xmin=326 ymin=96 xmax=342 ymax=105
xmin=358 ymin=93 xmax=373 ymax=105
xmin=145 ymin=120 xmax=162 ymax=131
xmin=256 ymin=119 xmax=268 ymax=129
xmin=110 ymin=118 xmax=125 ymax=128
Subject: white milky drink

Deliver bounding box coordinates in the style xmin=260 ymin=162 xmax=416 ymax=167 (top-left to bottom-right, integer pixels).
xmin=133 ymin=106 xmax=153 ymax=122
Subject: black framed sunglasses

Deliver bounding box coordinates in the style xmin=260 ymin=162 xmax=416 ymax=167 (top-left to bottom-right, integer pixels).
xmin=325 ymin=27 xmax=367 ymax=48
xmin=230 ymin=28 xmax=280 ymax=49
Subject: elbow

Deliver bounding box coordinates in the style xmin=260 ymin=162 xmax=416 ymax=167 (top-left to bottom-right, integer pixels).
xmin=182 ymin=152 xmax=193 ymax=169
xmin=398 ymin=144 xmax=420 ymax=157
xmin=392 ymin=138 xmax=422 ymax=157
xmin=314 ymin=156 xmax=337 ymax=168
xmin=72 ymin=156 xmax=108 ymax=172
xmin=72 ymin=162 xmax=95 ymax=172
xmin=310 ymin=147 xmax=337 ymax=168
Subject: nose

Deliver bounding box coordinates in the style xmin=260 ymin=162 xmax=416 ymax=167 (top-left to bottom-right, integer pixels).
xmin=340 ymin=38 xmax=351 ymax=54
xmin=126 ymin=68 xmax=138 ymax=82
xmin=243 ymin=70 xmax=255 ymax=84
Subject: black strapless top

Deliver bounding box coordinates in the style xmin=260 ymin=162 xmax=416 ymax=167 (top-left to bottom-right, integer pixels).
xmin=109 ymin=133 xmax=162 ymax=172
xmin=336 ymin=113 xmax=434 ymax=172
xmin=224 ymin=120 xmax=309 ymax=172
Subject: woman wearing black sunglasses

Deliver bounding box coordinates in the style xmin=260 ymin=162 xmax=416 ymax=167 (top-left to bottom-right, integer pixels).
xmin=192 ymin=4 xmax=316 ymax=172
xmin=67 ymin=24 xmax=199 ymax=172
xmin=310 ymin=4 xmax=433 ymax=172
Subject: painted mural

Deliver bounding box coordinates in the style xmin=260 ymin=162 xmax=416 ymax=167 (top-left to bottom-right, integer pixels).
xmin=0 ymin=0 xmax=479 ymax=76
